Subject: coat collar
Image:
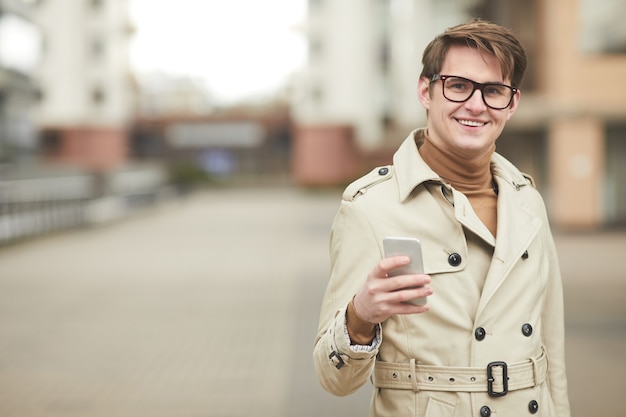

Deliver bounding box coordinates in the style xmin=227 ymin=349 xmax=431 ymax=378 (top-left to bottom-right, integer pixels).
xmin=393 ymin=129 xmax=440 ymax=201
xmin=393 ymin=129 xmax=534 ymax=202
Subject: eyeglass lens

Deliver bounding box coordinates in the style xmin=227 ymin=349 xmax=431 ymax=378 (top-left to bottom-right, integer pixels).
xmin=442 ymin=77 xmax=514 ymax=109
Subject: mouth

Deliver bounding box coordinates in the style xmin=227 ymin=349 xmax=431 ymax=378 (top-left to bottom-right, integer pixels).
xmin=456 ymin=118 xmax=487 ymax=128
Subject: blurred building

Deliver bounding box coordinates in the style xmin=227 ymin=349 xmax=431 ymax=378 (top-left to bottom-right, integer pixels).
xmin=290 ymin=0 xmax=626 ymax=229
xmin=133 ymin=73 xmax=216 ymax=118
xmin=31 ymin=0 xmax=136 ymax=171
xmin=0 ymin=0 xmax=42 ymax=169
xmin=131 ymin=104 xmax=293 ymax=188
xmin=129 ymin=64 xmax=293 ymax=187
xmin=0 ymin=0 xmax=169 ymax=246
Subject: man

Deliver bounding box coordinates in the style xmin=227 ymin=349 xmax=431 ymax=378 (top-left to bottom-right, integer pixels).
xmin=313 ymin=20 xmax=570 ymax=417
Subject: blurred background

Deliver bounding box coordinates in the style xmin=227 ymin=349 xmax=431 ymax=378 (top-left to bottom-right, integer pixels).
xmin=0 ymin=0 xmax=624 ymax=416
xmin=0 ymin=0 xmax=625 ymax=231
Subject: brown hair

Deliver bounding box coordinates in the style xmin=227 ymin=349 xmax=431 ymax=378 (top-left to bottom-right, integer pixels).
xmin=420 ymin=19 xmax=527 ymax=88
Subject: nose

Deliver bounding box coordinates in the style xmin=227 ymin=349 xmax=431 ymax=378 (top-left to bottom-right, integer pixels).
xmin=464 ymin=89 xmax=487 ymax=112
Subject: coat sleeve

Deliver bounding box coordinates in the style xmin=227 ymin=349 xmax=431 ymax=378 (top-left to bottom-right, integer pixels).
xmin=541 ymin=222 xmax=571 ymax=417
xmin=313 ymin=199 xmax=382 ymax=396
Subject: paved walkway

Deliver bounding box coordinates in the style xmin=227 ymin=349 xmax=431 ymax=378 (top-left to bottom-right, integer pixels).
xmin=0 ymin=187 xmax=624 ymax=417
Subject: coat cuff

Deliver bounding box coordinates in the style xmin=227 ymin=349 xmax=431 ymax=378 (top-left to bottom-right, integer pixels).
xmin=334 ymin=305 xmax=381 ymax=358
xmin=346 ymin=297 xmax=378 ymax=345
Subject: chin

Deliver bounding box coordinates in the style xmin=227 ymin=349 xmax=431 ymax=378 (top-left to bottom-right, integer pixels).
xmin=453 ymin=137 xmax=493 ymax=156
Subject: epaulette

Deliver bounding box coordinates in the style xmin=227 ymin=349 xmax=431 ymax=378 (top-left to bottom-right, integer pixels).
xmin=492 ymin=152 xmax=536 ymax=190
xmin=521 ymin=172 xmax=536 ymax=188
xmin=342 ymin=165 xmax=393 ymax=201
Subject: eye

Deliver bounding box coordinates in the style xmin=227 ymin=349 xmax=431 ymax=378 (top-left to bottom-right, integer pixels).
xmin=447 ymin=79 xmax=471 ymax=91
xmin=484 ymin=85 xmax=507 ymax=96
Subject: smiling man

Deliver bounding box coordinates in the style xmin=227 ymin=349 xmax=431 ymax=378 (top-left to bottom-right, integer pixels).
xmin=314 ymin=20 xmax=571 ymax=417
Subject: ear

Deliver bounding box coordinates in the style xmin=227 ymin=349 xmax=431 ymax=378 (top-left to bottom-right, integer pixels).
xmin=505 ymin=89 xmax=521 ymax=120
xmin=417 ymin=76 xmax=431 ymax=110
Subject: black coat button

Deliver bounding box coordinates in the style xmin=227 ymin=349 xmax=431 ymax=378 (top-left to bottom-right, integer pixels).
xmin=378 ymin=167 xmax=389 ymax=175
xmin=448 ymin=253 xmax=462 ymax=266
xmin=522 ymin=250 xmax=529 ymax=259
xmin=475 ymin=327 xmax=486 ymax=341
xmin=522 ymin=323 xmax=533 ymax=337
xmin=528 ymin=400 xmax=539 ymax=414
xmin=480 ymin=405 xmax=491 ymax=417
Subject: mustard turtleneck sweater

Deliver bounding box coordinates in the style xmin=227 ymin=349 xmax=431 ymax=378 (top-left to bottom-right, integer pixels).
xmin=419 ymin=133 xmax=498 ymax=238
xmin=346 ymin=132 xmax=499 ymax=345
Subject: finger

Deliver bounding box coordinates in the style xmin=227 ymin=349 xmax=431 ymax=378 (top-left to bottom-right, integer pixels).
xmin=387 ymin=284 xmax=433 ymax=304
xmin=382 ymin=273 xmax=431 ymax=293
xmin=377 ymin=255 xmax=410 ymax=277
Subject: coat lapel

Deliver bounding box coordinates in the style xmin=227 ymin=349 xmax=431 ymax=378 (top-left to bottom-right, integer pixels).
xmin=475 ymin=176 xmax=542 ymax=316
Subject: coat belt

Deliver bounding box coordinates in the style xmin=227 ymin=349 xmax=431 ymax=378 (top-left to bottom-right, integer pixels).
xmin=373 ymin=349 xmax=547 ymax=393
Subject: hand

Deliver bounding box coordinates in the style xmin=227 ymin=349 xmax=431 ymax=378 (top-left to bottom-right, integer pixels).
xmin=353 ymin=256 xmax=433 ymax=324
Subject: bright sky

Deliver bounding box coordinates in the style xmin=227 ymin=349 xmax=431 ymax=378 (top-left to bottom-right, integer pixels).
xmin=129 ymin=0 xmax=307 ymax=104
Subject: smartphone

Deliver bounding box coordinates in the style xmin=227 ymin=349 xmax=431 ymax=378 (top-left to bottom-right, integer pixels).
xmin=383 ymin=237 xmax=427 ymax=305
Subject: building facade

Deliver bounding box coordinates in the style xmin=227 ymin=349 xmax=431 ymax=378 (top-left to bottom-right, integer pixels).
xmin=0 ymin=0 xmax=168 ymax=246
xmin=31 ymin=0 xmax=136 ymax=171
xmin=290 ymin=0 xmax=626 ymax=229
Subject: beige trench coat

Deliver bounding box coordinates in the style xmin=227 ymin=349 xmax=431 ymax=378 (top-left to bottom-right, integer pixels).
xmin=314 ymin=129 xmax=570 ymax=417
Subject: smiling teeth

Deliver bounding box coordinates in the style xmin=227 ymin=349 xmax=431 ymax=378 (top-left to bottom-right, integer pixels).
xmin=458 ymin=119 xmax=485 ymax=127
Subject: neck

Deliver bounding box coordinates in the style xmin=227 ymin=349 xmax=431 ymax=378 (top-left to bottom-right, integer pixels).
xmin=420 ymin=132 xmax=494 ymax=192
xmin=419 ymin=130 xmax=498 ymax=237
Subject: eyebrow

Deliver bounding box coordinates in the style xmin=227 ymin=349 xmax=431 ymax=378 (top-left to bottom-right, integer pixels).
xmin=452 ymin=75 xmax=507 ymax=84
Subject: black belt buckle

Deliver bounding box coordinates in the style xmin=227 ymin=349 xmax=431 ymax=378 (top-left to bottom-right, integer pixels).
xmin=487 ymin=361 xmax=508 ymax=397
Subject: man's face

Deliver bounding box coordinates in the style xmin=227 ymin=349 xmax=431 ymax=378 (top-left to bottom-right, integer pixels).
xmin=417 ymin=44 xmax=520 ymax=161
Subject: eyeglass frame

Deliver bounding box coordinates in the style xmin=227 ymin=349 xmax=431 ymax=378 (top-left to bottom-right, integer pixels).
xmin=430 ymin=74 xmax=518 ymax=110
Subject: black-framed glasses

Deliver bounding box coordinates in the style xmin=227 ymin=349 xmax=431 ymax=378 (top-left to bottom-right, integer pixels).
xmin=431 ymin=74 xmax=518 ymax=110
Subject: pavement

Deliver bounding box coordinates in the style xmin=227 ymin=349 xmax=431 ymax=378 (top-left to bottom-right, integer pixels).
xmin=0 ymin=186 xmax=624 ymax=417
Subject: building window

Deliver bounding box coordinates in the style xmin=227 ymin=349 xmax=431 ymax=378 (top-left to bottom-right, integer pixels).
xmin=34 ymin=87 xmax=44 ymax=102
xmin=379 ymin=38 xmax=390 ymax=72
xmin=92 ymin=87 xmax=105 ymax=104
xmin=40 ymin=128 xmax=61 ymax=155
xmin=580 ymin=0 xmax=626 ymax=54
xmin=311 ymin=86 xmax=323 ymax=104
xmin=309 ymin=37 xmax=322 ymax=59
xmin=604 ymin=124 xmax=626 ymax=225
xmin=91 ymin=37 xmax=105 ymax=58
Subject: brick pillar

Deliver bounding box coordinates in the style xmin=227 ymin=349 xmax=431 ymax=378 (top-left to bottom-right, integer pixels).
xmin=48 ymin=127 xmax=128 ymax=171
xmin=291 ymin=124 xmax=360 ymax=186
xmin=548 ymin=117 xmax=604 ymax=229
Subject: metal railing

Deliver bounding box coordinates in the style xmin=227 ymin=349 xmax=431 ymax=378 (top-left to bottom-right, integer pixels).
xmin=0 ymin=166 xmax=167 ymax=246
